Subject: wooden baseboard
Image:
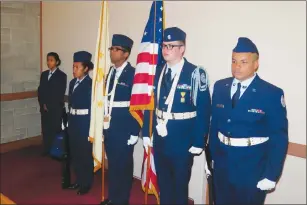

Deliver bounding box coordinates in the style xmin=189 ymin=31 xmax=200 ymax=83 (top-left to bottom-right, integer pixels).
xmin=287 ymin=142 xmax=306 ymax=159
xmin=0 ymin=91 xmax=38 ymax=102
xmin=0 ymin=135 xmax=42 ymax=154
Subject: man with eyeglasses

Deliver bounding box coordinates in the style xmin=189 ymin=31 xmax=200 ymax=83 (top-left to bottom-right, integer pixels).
xmin=102 ymin=34 xmax=141 ymax=205
xmin=142 ymin=27 xmax=211 ymax=204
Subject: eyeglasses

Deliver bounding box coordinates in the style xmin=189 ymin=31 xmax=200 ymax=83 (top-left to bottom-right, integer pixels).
xmin=108 ymin=47 xmax=127 ymax=52
xmin=162 ymin=44 xmax=184 ymax=50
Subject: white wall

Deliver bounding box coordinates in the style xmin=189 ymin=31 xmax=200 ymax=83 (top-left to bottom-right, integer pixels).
xmin=42 ymin=1 xmax=306 ymax=204
xmin=42 ymin=1 xmax=100 ymax=84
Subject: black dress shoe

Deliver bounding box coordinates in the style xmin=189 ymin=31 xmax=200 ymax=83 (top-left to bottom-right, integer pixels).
xmin=67 ymin=183 xmax=79 ymax=190
xmin=100 ymin=199 xmax=113 ymax=205
xmin=77 ymin=186 xmax=90 ymax=195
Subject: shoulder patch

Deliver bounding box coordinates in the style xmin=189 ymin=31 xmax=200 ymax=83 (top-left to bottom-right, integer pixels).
xmin=201 ymin=72 xmax=206 ymax=83
xmin=191 ymin=66 xmax=209 ymax=106
xmin=198 ymin=68 xmax=209 ymax=92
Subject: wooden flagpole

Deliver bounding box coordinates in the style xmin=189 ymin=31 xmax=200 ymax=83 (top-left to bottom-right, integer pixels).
xmin=144 ymin=109 xmax=154 ymax=204
xmin=98 ymin=0 xmax=106 ymax=203
xmin=101 ymin=142 xmax=105 ymax=202
xmin=144 ymin=1 xmax=157 ymax=204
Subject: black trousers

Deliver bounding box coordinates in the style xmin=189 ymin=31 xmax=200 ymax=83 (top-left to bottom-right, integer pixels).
xmin=105 ymin=134 xmax=134 ymax=204
xmin=155 ymin=151 xmax=193 ymax=205
xmin=41 ymin=107 xmax=62 ymax=153
xmin=69 ymin=134 xmax=93 ymax=188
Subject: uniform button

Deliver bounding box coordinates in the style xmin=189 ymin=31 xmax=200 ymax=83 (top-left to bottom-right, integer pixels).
xmin=163 ymin=96 xmax=166 ymax=99
xmin=228 ymin=132 xmax=231 ymax=135
xmin=227 ymin=119 xmax=231 ymax=123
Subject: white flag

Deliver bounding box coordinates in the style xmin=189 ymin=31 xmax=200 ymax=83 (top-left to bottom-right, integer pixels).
xmin=88 ymin=0 xmax=110 ymax=172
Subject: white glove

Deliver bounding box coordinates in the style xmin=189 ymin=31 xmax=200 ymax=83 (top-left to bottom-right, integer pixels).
xmin=61 ymin=121 xmax=65 ymax=130
xmin=257 ymin=178 xmax=276 ymax=191
xmin=188 ymin=146 xmax=203 ymax=155
xmin=204 ymin=162 xmax=211 ymax=178
xmin=143 ymin=137 xmax=153 ymax=153
xmin=127 ymin=135 xmax=138 ymax=145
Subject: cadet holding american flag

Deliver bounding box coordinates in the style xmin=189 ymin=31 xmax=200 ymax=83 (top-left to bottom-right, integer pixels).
xmin=142 ymin=26 xmax=212 ymax=204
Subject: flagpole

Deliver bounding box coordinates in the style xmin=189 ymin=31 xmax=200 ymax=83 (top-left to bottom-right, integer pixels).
xmin=101 ymin=142 xmax=105 ymax=202
xmin=144 ymin=109 xmax=154 ymax=205
xmin=97 ymin=0 xmax=106 ymax=203
xmin=145 ymin=1 xmax=157 ymax=205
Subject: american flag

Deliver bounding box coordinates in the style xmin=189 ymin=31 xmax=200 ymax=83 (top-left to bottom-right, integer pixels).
xmin=129 ymin=0 xmax=164 ymax=203
xmin=130 ymin=0 xmax=164 ymax=126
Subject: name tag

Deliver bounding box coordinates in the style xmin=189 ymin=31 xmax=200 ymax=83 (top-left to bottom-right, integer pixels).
xmin=248 ymin=109 xmax=265 ymax=114
xmin=216 ymin=104 xmax=224 ymax=108
xmin=117 ymin=82 xmax=129 ymax=87
xmin=177 ymin=84 xmax=191 ymax=90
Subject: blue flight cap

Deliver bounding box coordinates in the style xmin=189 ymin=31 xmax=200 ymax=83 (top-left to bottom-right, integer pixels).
xmin=112 ymin=34 xmax=133 ymax=50
xmin=73 ymin=51 xmax=92 ymax=63
xmin=163 ymin=27 xmax=186 ymax=42
xmin=233 ymin=37 xmax=259 ymax=55
xmin=73 ymin=51 xmax=93 ymax=70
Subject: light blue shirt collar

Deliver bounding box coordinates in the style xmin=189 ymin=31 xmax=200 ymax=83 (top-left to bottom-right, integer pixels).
xmin=231 ymin=73 xmax=256 ymax=98
xmin=49 ymin=68 xmax=58 ymax=75
xmin=166 ymin=58 xmax=184 ymax=79
xmin=76 ymin=74 xmax=88 ymax=83
xmin=113 ymin=61 xmax=128 ymax=78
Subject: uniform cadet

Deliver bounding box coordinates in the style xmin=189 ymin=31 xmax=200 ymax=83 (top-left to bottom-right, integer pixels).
xmin=142 ymin=27 xmax=211 ymax=204
xmin=209 ymin=37 xmax=288 ymax=204
xmin=67 ymin=51 xmax=94 ymax=195
xmin=38 ymin=52 xmax=67 ymax=156
xmin=101 ymin=34 xmax=141 ymax=205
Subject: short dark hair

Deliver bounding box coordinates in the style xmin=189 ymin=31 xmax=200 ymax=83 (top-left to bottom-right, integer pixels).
xmin=47 ymin=52 xmax=61 ymax=66
xmin=81 ymin=61 xmax=94 ymax=73
xmin=121 ymin=46 xmax=131 ymax=60
xmin=179 ymin=40 xmax=186 ymax=46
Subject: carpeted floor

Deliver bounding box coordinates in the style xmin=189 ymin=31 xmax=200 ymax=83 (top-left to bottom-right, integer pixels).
xmin=0 ymin=145 xmax=160 ymax=204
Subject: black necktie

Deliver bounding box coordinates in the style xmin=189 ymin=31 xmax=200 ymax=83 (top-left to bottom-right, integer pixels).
xmin=108 ymin=70 xmax=116 ymax=93
xmin=232 ymin=83 xmax=241 ymax=108
xmin=48 ymin=72 xmax=53 ymax=80
xmin=164 ymin=68 xmax=172 ymax=89
xmin=73 ymin=80 xmax=80 ymax=92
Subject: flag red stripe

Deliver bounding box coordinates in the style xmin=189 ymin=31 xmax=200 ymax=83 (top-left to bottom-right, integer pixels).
xmin=137 ymin=53 xmax=158 ymax=65
xmin=130 ymin=94 xmax=152 ymax=105
xmin=132 ymin=73 xmax=155 ymax=85
xmin=149 ymin=167 xmax=159 ymax=192
xmin=135 ymin=110 xmax=143 ymax=119
xmin=142 ymin=149 xmax=159 ymax=193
